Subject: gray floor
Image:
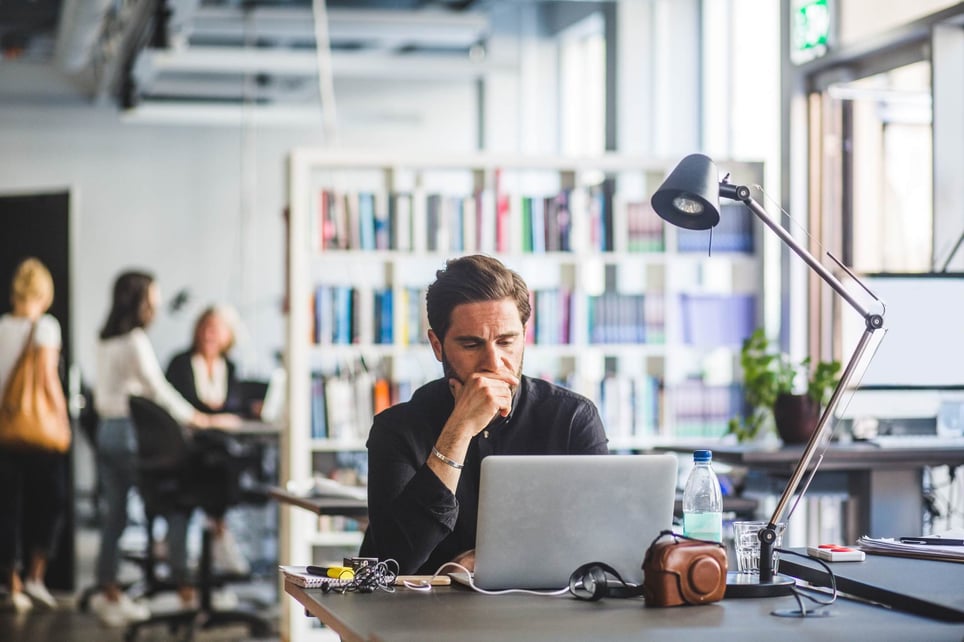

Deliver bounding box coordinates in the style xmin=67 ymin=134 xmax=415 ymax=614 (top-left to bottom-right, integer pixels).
xmin=0 ymin=520 xmax=281 ymax=642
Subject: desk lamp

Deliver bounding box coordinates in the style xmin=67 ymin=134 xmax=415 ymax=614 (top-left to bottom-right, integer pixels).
xmin=651 ymin=153 xmax=885 ymax=598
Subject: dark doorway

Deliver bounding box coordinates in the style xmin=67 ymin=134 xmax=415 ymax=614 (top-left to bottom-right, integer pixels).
xmin=0 ymin=189 xmax=74 ymax=591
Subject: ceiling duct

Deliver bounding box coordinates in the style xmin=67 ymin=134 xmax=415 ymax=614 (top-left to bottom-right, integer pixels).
xmin=123 ymin=3 xmax=492 ymax=118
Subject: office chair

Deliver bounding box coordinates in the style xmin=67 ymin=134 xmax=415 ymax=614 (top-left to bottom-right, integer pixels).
xmin=124 ymin=395 xmax=272 ymax=642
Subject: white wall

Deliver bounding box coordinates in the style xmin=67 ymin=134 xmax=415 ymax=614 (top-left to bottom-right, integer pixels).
xmin=837 ymin=0 xmax=958 ymax=45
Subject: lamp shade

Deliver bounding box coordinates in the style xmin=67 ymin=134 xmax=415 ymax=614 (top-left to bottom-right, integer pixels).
xmin=650 ymin=153 xmax=722 ymax=230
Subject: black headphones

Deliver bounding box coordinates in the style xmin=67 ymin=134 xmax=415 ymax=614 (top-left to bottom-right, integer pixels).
xmin=568 ymin=562 xmax=645 ymax=601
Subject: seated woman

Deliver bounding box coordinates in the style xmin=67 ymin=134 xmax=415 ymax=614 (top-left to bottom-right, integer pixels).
xmin=166 ymin=305 xmax=252 ymax=578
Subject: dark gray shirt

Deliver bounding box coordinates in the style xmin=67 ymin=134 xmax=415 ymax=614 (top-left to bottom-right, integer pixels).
xmin=360 ymin=375 xmax=609 ymax=574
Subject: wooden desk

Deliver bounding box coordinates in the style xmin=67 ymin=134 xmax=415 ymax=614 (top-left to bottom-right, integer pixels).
xmin=284 ymin=576 xmax=964 ymax=642
xmin=656 ymin=442 xmax=964 ymax=541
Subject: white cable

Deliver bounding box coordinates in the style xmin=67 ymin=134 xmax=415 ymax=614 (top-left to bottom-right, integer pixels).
xmin=412 ymin=562 xmax=569 ymax=597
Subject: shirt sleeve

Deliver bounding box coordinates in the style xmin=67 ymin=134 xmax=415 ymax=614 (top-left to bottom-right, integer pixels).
xmin=569 ymin=400 xmax=610 ymax=454
xmin=130 ymin=330 xmax=196 ymax=424
xmin=34 ymin=314 xmax=62 ymax=349
xmin=362 ymin=414 xmax=459 ymax=575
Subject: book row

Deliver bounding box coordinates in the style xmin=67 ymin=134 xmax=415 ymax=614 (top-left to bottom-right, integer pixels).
xmin=310 ymin=187 xmax=754 ymax=255
xmin=312 ymin=284 xmax=679 ymax=347
xmin=313 ymin=285 xmax=429 ymax=346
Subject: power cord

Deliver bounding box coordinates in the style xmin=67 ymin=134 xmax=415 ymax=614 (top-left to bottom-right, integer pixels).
xmin=771 ymin=548 xmax=837 ymax=618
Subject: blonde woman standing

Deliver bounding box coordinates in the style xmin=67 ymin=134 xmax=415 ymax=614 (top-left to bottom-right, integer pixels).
xmin=0 ymin=258 xmax=68 ymax=613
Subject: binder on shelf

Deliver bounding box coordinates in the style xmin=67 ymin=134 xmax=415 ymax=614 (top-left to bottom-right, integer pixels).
xmin=556 ymin=190 xmax=572 ymax=252
xmin=323 ymin=375 xmax=356 ymax=441
xmin=373 ymin=191 xmax=390 ymax=251
xmin=358 ymin=192 xmax=377 ymax=250
xmin=391 ymin=192 xmax=413 ymax=251
xmin=477 ymin=188 xmax=496 ymax=253
xmin=411 ymin=185 xmax=428 ymax=253
xmin=374 ymin=288 xmax=393 ymax=344
xmin=462 ymin=193 xmax=477 ymax=252
xmin=447 ymin=194 xmax=464 ymax=252
xmin=310 ymin=373 xmax=327 ymax=439
xmin=313 ymin=285 xmax=330 ymax=345
xmin=679 ymin=293 xmax=756 ymax=348
xmin=328 ymin=286 xmax=353 ymax=345
xmin=530 ymin=196 xmax=546 ymax=254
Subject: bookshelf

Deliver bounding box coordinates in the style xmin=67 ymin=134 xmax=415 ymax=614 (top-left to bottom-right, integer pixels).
xmin=282 ymin=150 xmax=763 ymax=640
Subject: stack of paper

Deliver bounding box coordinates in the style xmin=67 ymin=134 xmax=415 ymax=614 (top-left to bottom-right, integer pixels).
xmin=857 ymin=535 xmax=964 ymax=563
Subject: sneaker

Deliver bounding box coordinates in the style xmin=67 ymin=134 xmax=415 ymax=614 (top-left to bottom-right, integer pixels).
xmin=23 ymin=580 xmax=57 ymax=609
xmin=9 ymin=591 xmax=33 ymax=613
xmin=210 ymin=588 xmax=238 ymax=611
xmin=211 ymin=530 xmax=250 ymax=576
xmin=90 ymin=592 xmax=151 ymax=627
xmin=89 ymin=593 xmax=127 ymax=627
xmin=117 ymin=593 xmax=151 ymax=622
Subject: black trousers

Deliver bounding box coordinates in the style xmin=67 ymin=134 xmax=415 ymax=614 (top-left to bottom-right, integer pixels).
xmin=0 ymin=448 xmax=67 ymax=577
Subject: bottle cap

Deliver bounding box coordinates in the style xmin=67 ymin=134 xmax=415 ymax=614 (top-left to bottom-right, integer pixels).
xmin=693 ymin=449 xmax=712 ymax=463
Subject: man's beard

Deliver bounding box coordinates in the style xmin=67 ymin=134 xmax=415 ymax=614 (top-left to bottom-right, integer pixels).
xmin=440 ymin=349 xmax=523 ymax=395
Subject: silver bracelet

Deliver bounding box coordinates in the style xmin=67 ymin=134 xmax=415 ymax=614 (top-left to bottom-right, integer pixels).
xmin=431 ymin=446 xmax=464 ymax=470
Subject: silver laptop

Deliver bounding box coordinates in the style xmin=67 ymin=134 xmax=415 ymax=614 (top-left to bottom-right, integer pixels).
xmin=470 ymin=454 xmax=678 ymax=590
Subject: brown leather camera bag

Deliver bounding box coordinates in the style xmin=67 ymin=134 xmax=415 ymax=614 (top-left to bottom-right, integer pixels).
xmin=642 ymin=531 xmax=727 ymax=607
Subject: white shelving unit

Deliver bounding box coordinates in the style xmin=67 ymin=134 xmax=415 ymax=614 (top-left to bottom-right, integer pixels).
xmin=282 ymin=150 xmax=763 ymax=640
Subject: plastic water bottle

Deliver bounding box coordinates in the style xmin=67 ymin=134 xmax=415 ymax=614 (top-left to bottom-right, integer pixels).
xmin=682 ymin=449 xmax=723 ymax=542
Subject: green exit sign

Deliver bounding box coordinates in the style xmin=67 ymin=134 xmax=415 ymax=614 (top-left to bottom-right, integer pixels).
xmin=791 ymin=0 xmax=831 ymax=63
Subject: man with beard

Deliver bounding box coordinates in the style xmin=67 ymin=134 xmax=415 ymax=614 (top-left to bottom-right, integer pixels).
xmin=360 ymin=255 xmax=609 ymax=575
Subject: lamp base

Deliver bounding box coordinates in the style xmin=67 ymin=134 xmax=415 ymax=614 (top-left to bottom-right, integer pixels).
xmin=724 ymin=571 xmax=796 ymax=598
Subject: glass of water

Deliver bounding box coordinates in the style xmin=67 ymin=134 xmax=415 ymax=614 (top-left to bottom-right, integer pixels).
xmin=733 ymin=521 xmax=786 ymax=574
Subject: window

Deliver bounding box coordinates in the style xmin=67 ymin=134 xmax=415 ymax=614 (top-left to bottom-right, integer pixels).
xmin=831 ymin=61 xmax=933 ymax=272
xmin=558 ymin=12 xmax=605 ymax=157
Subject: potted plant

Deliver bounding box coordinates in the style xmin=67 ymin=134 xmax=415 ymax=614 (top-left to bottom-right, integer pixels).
xmin=728 ymin=328 xmax=842 ymax=444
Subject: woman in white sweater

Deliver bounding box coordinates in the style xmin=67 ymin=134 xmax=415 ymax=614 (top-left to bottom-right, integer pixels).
xmin=91 ymin=270 xmax=236 ymax=626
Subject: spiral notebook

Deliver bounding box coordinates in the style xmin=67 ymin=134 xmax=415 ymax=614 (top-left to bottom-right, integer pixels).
xmin=280 ymin=565 xmax=355 ymax=589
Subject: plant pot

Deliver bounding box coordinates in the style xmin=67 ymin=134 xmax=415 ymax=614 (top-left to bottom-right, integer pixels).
xmin=773 ymin=393 xmax=820 ymax=445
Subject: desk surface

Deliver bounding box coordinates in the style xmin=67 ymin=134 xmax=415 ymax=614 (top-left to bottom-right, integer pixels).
xmin=285 ymin=579 xmax=964 ymax=642
xmin=268 ymin=486 xmax=368 ymax=519
xmin=656 ymin=442 xmax=964 ymax=471
xmin=780 ymin=550 xmax=964 ymax=622
xmin=233 ymin=419 xmax=281 ymax=436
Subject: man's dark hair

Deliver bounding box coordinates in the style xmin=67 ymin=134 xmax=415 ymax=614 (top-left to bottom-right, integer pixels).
xmin=100 ymin=270 xmax=156 ymax=340
xmin=426 ymin=254 xmax=531 ymax=341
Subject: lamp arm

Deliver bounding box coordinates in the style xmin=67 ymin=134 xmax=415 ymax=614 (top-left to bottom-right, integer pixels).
xmin=721 ymin=181 xmax=885 ymax=583
xmin=720 ymin=182 xmax=876 ymax=320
